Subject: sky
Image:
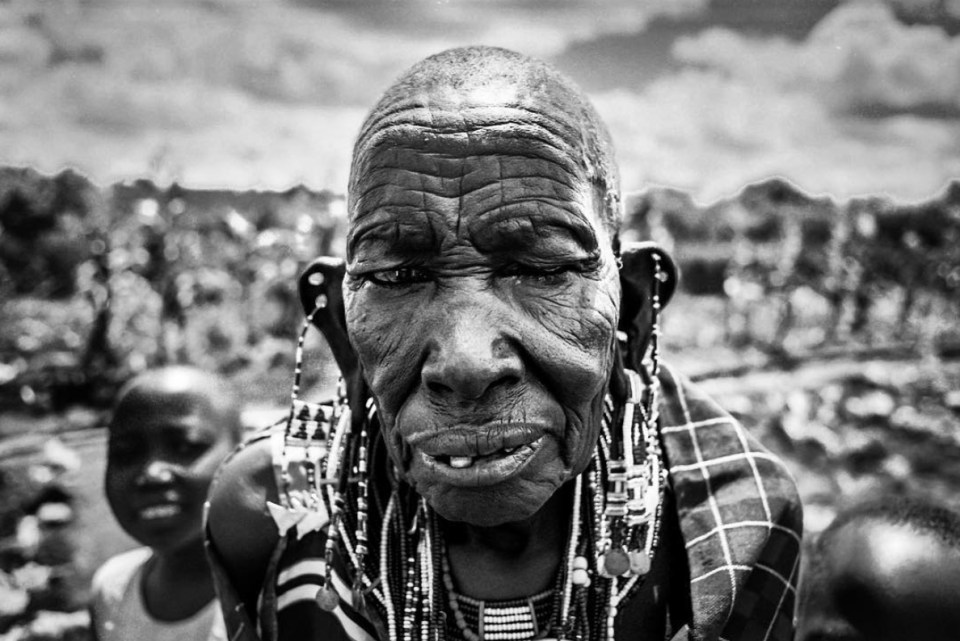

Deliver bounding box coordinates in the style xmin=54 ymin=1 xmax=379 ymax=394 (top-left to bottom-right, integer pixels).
xmin=1 ymin=0 xmax=958 ymax=203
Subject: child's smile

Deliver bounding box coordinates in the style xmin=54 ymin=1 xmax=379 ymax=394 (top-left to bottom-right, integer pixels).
xmin=106 ymin=383 xmax=236 ymax=554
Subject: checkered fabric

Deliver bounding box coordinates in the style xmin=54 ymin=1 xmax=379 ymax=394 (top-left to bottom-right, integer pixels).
xmin=658 ymin=364 xmax=803 ymax=641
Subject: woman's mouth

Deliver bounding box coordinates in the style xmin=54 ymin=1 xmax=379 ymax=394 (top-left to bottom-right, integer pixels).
xmin=430 ymin=444 xmax=525 ymax=469
xmin=416 ymin=436 xmax=545 ymax=486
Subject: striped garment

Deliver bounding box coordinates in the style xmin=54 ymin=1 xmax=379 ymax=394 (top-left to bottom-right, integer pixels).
xmin=206 ymin=364 xmax=802 ymax=641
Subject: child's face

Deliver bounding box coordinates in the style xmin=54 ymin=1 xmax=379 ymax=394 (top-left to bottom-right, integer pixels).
xmin=106 ymin=386 xmax=236 ymax=555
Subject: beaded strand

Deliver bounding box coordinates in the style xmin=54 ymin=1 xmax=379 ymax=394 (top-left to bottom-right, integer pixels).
xmin=441 ymin=540 xmax=555 ymax=641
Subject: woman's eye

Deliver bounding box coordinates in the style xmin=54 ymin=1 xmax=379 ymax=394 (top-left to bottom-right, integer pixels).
xmin=368 ymin=268 xmax=432 ymax=287
xmin=503 ymin=264 xmax=575 ymax=284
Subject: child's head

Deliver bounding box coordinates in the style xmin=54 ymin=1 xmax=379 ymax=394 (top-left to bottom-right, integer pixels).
xmin=797 ymin=496 xmax=960 ymax=641
xmin=105 ymin=366 xmax=242 ymax=556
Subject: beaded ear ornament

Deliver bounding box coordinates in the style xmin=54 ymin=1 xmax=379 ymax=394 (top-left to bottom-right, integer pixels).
xmin=266 ymin=280 xmax=384 ymax=612
xmin=600 ymin=249 xmax=667 ymax=578
xmin=580 ymin=248 xmax=669 ymax=639
xmin=268 ymin=293 xmax=341 ymax=534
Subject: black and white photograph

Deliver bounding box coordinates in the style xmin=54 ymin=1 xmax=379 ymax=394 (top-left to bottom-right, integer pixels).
xmin=1 ymin=1 xmax=959 ymax=640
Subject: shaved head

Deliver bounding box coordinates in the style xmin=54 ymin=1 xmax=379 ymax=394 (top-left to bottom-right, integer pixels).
xmin=349 ymin=46 xmax=622 ymax=249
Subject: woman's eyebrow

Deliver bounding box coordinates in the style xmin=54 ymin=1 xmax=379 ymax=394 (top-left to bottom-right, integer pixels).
xmin=348 ymin=211 xmax=443 ymax=259
xmin=469 ymin=209 xmax=599 ymax=255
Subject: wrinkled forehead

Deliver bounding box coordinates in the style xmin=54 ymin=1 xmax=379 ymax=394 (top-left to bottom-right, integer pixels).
xmin=351 ymin=109 xmax=598 ymax=233
xmin=348 ymin=52 xmax=619 ymax=230
xmin=353 ymin=88 xmax=590 ymax=192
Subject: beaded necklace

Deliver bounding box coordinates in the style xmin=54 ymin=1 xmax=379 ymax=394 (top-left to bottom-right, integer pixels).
xmin=271 ymin=380 xmax=666 ymax=641
xmin=441 ymin=549 xmax=555 ymax=641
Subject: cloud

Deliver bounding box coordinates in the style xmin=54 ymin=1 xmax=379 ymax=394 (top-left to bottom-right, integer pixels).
xmin=814 ymin=3 xmax=960 ymax=115
xmin=596 ymin=1 xmax=960 ymax=202
xmin=0 ymin=0 xmax=708 ymax=190
xmin=323 ymin=0 xmax=708 ymax=58
xmin=886 ymin=0 xmax=960 ymax=23
xmin=2 ymin=0 xmax=957 ymax=203
xmin=672 ymin=2 xmax=960 ymax=115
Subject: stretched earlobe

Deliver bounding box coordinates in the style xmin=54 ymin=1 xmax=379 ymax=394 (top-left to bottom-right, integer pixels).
xmin=617 ymin=242 xmax=679 ymax=374
xmin=297 ymin=259 xmax=367 ymax=415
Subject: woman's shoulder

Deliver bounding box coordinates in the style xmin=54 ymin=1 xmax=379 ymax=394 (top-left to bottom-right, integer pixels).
xmin=207 ymin=429 xmax=280 ymax=563
xmin=205 ymin=425 xmax=286 ymax=623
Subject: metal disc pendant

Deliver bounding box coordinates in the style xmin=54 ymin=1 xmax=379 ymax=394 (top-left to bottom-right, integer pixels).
xmin=628 ymin=550 xmax=651 ymax=576
xmin=315 ymin=585 xmax=338 ymax=611
xmin=601 ymin=548 xmax=631 ymax=577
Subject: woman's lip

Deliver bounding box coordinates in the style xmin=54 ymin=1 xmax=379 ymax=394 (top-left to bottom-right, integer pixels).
xmin=413 ymin=436 xmax=545 ymax=487
xmin=406 ymin=424 xmax=547 ymax=458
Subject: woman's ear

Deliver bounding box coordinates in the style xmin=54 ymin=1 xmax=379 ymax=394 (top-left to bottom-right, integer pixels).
xmin=297 ymin=257 xmax=360 ymax=384
xmin=618 ymin=242 xmax=679 ymax=373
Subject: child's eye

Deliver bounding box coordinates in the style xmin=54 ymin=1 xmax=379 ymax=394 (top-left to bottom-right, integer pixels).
xmin=173 ymin=440 xmax=210 ymax=458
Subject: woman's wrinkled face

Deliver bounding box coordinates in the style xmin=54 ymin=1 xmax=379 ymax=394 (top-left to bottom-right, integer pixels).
xmin=343 ymin=131 xmax=621 ymax=526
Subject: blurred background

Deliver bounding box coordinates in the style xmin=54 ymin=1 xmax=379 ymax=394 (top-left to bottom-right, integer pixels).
xmin=1 ymin=0 xmax=958 ymax=638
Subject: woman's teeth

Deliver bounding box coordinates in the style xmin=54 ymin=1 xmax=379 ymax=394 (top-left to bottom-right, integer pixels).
xmin=450 ymin=456 xmax=473 ymax=469
xmin=443 ymin=446 xmax=523 ymax=469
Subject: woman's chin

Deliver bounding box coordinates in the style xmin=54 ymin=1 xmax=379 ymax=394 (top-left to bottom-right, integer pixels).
xmin=423 ymin=482 xmax=558 ymax=527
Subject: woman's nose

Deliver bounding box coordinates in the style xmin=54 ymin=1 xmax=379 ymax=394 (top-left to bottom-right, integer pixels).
xmin=420 ymin=305 xmax=522 ymax=403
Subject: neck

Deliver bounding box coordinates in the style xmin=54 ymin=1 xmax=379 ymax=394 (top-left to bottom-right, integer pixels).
xmin=442 ymin=482 xmax=571 ymax=600
xmin=152 ymin=538 xmax=211 ymax=577
xmin=142 ymin=540 xmax=216 ymax=621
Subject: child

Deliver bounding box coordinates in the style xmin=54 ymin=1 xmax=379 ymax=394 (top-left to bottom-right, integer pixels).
xmin=797 ymin=496 xmax=960 ymax=641
xmin=90 ymin=366 xmax=243 ymax=641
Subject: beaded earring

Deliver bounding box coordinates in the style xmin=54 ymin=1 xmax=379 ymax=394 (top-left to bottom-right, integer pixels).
xmin=268 ymin=293 xmax=342 ymax=539
xmin=263 ymin=279 xmax=381 ymax=613
xmin=591 ymin=249 xmax=669 ymax=638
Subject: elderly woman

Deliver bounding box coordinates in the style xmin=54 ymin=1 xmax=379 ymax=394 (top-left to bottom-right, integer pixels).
xmin=206 ymin=46 xmax=801 ymax=641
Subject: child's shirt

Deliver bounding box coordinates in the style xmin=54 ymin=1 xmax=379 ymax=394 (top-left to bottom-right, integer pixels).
xmin=90 ymin=547 xmax=227 ymax=641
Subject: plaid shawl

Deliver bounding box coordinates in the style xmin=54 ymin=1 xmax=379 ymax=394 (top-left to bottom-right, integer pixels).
xmin=658 ymin=364 xmax=802 ymax=641
xmin=206 ymin=365 xmax=802 ymax=641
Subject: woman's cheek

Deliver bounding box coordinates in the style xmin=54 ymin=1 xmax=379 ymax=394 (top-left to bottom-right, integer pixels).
xmin=520 ymin=283 xmax=618 ymax=365
xmin=346 ymin=291 xmax=389 ymax=363
xmin=346 ymin=292 xmax=421 ymax=415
